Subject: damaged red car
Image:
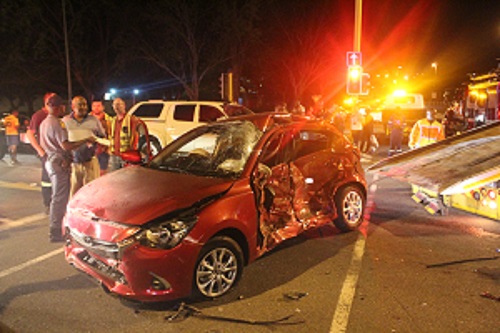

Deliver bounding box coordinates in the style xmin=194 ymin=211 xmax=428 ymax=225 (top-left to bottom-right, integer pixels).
xmin=64 ymin=113 xmax=367 ymax=302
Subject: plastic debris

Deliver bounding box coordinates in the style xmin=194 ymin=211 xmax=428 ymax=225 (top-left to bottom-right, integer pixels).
xmin=165 ymin=302 xmax=305 ymax=326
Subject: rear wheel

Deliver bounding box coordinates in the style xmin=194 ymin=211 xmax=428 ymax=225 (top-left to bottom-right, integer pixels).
xmin=193 ymin=236 xmax=243 ymax=299
xmin=333 ymin=185 xmax=365 ymax=232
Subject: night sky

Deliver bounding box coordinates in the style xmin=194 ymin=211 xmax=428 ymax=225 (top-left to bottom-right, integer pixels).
xmin=358 ymin=0 xmax=499 ymax=83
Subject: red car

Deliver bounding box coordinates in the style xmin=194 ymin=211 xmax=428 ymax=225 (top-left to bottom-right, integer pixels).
xmin=64 ymin=113 xmax=367 ymax=302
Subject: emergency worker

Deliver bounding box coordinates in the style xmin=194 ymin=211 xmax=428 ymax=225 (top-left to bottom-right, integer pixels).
xmin=3 ymin=110 xmax=20 ymax=165
xmin=408 ymin=109 xmax=445 ymax=149
xmin=90 ymin=100 xmax=111 ymax=175
xmin=108 ymin=98 xmax=139 ymax=171
xmin=39 ymin=93 xmax=95 ymax=242
xmin=387 ymin=109 xmax=405 ymax=156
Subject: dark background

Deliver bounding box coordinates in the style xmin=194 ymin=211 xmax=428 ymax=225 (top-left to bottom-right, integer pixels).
xmin=0 ymin=0 xmax=498 ymax=113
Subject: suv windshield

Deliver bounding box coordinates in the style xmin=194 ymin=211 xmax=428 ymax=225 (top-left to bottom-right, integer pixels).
xmin=149 ymin=121 xmax=262 ymax=178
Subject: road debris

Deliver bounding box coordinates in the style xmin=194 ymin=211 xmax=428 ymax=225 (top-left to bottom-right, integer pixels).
xmin=480 ymin=292 xmax=500 ymax=302
xmin=283 ymin=291 xmax=309 ymax=301
xmin=426 ymin=255 xmax=498 ymax=268
xmin=165 ymin=302 xmax=305 ymax=326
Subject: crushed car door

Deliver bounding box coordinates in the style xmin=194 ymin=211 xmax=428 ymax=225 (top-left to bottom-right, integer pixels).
xmin=290 ymin=129 xmax=343 ymax=227
xmin=253 ymin=130 xmax=299 ymax=250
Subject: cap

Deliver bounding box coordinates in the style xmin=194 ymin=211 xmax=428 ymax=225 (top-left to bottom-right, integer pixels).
xmin=46 ymin=93 xmax=63 ymax=107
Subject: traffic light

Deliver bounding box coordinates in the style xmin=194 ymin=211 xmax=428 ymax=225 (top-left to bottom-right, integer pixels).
xmin=346 ymin=65 xmax=362 ymax=95
xmin=218 ymin=72 xmax=235 ymax=102
xmin=219 ymin=73 xmax=226 ymax=100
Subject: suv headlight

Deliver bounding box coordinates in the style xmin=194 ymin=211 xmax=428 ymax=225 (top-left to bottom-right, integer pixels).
xmin=137 ymin=215 xmax=198 ymax=249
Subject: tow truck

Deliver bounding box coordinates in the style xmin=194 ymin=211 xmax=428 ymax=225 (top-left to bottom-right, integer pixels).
xmin=368 ymin=121 xmax=500 ymax=221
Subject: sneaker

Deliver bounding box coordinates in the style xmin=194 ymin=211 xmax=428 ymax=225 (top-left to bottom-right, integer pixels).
xmin=7 ymin=160 xmax=15 ymax=167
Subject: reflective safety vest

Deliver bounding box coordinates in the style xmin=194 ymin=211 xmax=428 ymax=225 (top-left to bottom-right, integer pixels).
xmin=409 ymin=119 xmax=445 ymax=149
xmin=110 ymin=114 xmax=135 ymax=154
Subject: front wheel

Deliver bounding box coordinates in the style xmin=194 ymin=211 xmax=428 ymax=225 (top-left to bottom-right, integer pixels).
xmin=333 ymin=185 xmax=365 ymax=232
xmin=193 ymin=236 xmax=243 ymax=299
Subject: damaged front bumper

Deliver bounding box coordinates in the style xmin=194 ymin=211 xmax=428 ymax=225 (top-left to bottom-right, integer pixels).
xmin=65 ymin=228 xmax=202 ymax=302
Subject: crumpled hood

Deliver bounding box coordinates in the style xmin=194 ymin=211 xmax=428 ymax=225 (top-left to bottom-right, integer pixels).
xmin=68 ymin=166 xmax=233 ymax=225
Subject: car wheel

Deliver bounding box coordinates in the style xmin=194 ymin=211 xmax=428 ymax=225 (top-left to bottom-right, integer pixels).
xmin=193 ymin=236 xmax=243 ymax=299
xmin=333 ymin=185 xmax=365 ymax=232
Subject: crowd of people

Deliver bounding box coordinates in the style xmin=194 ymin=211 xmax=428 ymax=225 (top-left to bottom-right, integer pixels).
xmin=11 ymin=92 xmax=141 ymax=242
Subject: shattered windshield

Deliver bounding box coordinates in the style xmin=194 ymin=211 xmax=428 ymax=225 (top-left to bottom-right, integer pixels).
xmin=149 ymin=121 xmax=262 ymax=178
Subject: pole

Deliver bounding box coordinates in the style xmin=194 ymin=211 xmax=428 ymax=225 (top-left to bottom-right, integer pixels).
xmin=354 ymin=0 xmax=362 ymax=52
xmin=62 ymin=0 xmax=72 ymax=102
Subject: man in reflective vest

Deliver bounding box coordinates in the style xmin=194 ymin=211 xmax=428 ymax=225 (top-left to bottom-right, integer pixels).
xmin=408 ymin=109 xmax=445 ymax=149
xmin=108 ymin=98 xmax=139 ymax=171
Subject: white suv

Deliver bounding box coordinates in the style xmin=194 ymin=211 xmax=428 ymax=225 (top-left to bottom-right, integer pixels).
xmin=129 ymin=100 xmax=253 ymax=155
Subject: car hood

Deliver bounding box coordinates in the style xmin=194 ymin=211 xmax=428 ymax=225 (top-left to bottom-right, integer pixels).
xmin=68 ymin=166 xmax=234 ymax=225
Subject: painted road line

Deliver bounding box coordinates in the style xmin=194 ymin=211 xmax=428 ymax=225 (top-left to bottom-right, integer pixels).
xmin=0 ymin=248 xmax=64 ymax=279
xmin=0 ymin=213 xmax=47 ymax=232
xmin=0 ymin=180 xmax=41 ymax=192
xmin=330 ymin=234 xmax=366 ymax=333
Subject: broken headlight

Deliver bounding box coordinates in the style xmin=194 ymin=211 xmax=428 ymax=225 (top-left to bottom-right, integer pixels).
xmin=137 ymin=216 xmax=198 ymax=249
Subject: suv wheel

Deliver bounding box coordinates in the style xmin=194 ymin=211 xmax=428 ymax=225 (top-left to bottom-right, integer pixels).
xmin=193 ymin=236 xmax=243 ymax=299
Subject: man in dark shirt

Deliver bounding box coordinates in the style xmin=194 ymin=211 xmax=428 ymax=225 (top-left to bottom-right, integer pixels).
xmin=27 ymin=93 xmax=54 ymax=214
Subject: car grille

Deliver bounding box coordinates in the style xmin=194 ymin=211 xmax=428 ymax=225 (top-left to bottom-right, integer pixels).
xmin=76 ymin=249 xmax=127 ymax=285
xmin=70 ymin=228 xmax=122 ymax=260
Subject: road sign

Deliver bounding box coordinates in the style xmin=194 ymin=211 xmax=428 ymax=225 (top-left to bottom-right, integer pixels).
xmin=346 ymin=51 xmax=362 ymax=67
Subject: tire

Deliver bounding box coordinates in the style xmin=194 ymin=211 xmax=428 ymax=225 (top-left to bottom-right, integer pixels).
xmin=333 ymin=185 xmax=365 ymax=232
xmin=193 ymin=236 xmax=244 ymax=299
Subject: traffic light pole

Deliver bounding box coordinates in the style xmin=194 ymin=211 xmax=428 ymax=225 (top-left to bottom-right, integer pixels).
xmin=354 ymin=0 xmax=362 ymax=52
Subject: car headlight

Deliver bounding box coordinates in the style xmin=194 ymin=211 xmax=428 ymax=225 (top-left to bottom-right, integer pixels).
xmin=137 ymin=216 xmax=198 ymax=249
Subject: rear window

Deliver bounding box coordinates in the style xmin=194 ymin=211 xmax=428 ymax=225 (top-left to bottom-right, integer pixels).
xmin=132 ymin=103 xmax=164 ymax=118
xmin=174 ymin=105 xmax=195 ymax=121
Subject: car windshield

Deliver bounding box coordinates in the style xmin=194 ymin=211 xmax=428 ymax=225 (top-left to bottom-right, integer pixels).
xmin=149 ymin=120 xmax=262 ymax=178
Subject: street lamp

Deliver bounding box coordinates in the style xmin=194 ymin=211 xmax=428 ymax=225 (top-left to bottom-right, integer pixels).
xmin=133 ymin=89 xmax=140 ymax=105
xmin=431 ymin=62 xmax=438 ymax=75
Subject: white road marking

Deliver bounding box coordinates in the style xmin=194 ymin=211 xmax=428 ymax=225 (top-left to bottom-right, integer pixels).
xmin=0 ymin=180 xmax=41 ymax=192
xmin=0 ymin=213 xmax=47 ymax=232
xmin=0 ymin=248 xmax=64 ymax=279
xmin=330 ymin=234 xmax=366 ymax=333
xmin=330 ymin=172 xmax=376 ymax=332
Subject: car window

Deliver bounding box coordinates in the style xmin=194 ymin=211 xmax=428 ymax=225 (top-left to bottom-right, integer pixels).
xmin=293 ymin=130 xmax=331 ymax=159
xmin=199 ymin=105 xmax=224 ymax=123
xmin=260 ymin=132 xmax=294 ymax=168
xmin=174 ymin=105 xmax=195 ymax=121
xmin=132 ymin=103 xmax=164 ymax=117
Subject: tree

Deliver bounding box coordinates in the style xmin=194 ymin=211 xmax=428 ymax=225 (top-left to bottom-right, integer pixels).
xmin=124 ymin=0 xmax=262 ymax=101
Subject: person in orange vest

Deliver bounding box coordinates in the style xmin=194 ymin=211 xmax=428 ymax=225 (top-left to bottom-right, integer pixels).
xmin=408 ymin=109 xmax=445 ymax=149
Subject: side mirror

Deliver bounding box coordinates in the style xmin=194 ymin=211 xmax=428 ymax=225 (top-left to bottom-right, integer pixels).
xmin=121 ymin=150 xmax=142 ymax=164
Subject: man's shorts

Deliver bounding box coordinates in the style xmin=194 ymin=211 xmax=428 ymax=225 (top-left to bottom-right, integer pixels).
xmin=6 ymin=135 xmax=20 ymax=146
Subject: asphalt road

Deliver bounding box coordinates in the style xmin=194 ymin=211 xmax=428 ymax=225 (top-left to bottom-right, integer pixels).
xmin=0 ymin=151 xmax=499 ymax=333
